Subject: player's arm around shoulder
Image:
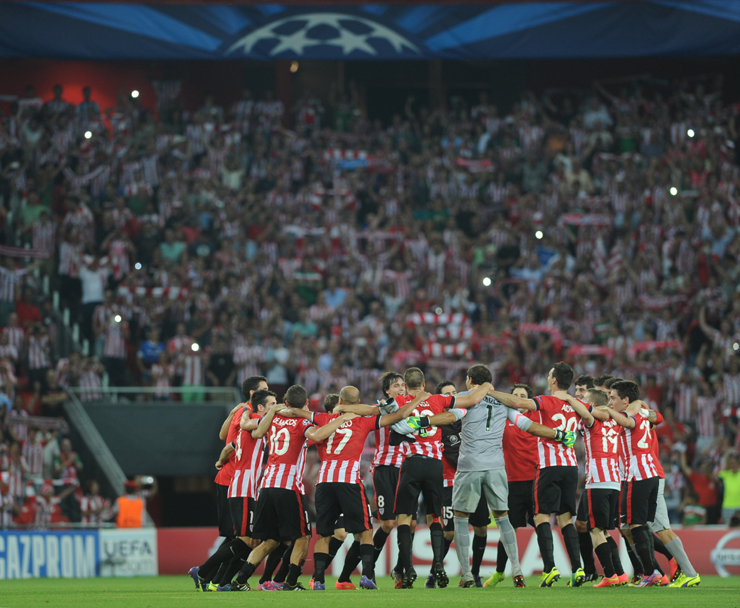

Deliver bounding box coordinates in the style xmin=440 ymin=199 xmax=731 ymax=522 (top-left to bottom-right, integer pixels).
xmin=488 ymin=388 xmax=536 ymax=411
xmin=455 ymin=382 xmax=492 ymax=408
xmin=306 ymin=412 xmax=357 ymax=442
xmin=606 ymin=406 xmax=635 ymax=429
xmin=553 ymin=390 xmax=595 ymax=426
xmin=251 ymin=403 xmax=282 ymax=439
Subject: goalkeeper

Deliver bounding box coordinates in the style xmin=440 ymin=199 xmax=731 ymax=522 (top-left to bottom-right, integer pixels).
xmin=396 ymin=364 xmax=575 ymax=587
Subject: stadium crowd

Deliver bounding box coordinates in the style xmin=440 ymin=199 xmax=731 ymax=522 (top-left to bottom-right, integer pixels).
xmin=1 ymin=74 xmax=740 ymax=528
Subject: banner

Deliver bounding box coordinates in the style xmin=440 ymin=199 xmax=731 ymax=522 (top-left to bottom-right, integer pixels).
xmin=4 ymin=2 xmax=740 ymax=60
xmin=0 ymin=530 xmax=98 ymax=579
xmin=99 ymin=529 xmax=158 ymax=577
xmin=157 ymin=525 xmax=740 ymax=577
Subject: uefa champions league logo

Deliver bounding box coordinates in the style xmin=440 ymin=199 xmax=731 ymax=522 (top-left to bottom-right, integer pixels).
xmin=226 ymin=13 xmax=420 ymax=58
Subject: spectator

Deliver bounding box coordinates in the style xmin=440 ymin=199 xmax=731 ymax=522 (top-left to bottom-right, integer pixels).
xmin=719 ymin=453 xmax=740 ymax=524
xmin=137 ymin=327 xmax=165 ymax=383
xmin=205 ymin=336 xmax=235 ymax=393
xmin=680 ymin=489 xmax=707 ymax=527
xmin=52 ymin=437 xmax=82 ymax=522
xmin=679 ymin=449 xmax=720 ymax=524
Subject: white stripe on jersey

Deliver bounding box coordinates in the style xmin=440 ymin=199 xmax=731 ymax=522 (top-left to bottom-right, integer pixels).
xmin=372 ymin=427 xmax=403 ymax=468
xmin=261 ymin=446 xmax=308 ymax=494
xmin=318 ymin=460 xmax=361 ymax=484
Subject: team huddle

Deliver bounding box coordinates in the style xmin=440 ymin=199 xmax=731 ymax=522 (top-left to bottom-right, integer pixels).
xmin=187 ymin=362 xmax=701 ymax=591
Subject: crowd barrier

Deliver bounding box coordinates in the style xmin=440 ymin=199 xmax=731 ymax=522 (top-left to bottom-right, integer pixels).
xmin=5 ymin=525 xmax=737 ymax=578
xmin=158 ymin=525 xmax=740 ymax=578
xmin=0 ymin=528 xmax=158 ymax=579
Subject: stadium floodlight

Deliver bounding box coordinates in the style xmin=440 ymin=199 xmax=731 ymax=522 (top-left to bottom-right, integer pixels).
xmin=135 ymin=262 xmax=142 ymax=270
xmin=687 ymin=129 xmax=695 ymax=138
xmin=192 ymin=343 xmax=200 ymax=352
xmin=435 ymin=307 xmax=443 ymax=315
xmin=84 ymin=131 xmax=92 ymax=139
xmin=670 ymin=187 xmax=678 ymax=196
xmin=734 ymin=342 xmax=739 ymax=351
xmin=535 ymin=230 xmax=544 ymax=240
xmin=482 ymin=277 xmax=492 ymax=287
xmin=114 ymin=315 xmax=122 ymax=323
xmin=131 ymin=90 xmax=140 ymax=98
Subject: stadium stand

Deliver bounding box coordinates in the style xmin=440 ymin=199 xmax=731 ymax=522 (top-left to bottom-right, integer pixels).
xmin=1 ymin=72 xmax=739 ymax=529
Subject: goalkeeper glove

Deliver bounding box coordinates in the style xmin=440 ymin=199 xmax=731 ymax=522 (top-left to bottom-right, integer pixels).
xmin=405 ymin=416 xmax=431 ymax=430
xmin=554 ymin=430 xmax=576 ymax=448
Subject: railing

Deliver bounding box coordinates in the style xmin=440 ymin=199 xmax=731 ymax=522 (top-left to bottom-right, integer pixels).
xmin=66 ymin=385 xmax=242 ymax=403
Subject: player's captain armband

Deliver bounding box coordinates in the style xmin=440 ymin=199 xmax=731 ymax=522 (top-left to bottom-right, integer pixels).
xmin=506 ymin=408 xmax=532 ymax=431
xmin=448 ymin=408 xmax=465 ymax=421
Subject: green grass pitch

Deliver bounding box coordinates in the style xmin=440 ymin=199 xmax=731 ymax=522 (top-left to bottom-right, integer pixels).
xmin=1 ymin=575 xmax=740 ymax=608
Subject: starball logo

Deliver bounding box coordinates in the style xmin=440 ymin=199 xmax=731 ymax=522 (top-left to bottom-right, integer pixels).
xmin=226 ymin=13 xmax=420 ymax=58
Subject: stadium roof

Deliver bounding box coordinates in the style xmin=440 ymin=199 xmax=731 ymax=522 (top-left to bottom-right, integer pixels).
xmin=1 ymin=1 xmax=739 ymax=59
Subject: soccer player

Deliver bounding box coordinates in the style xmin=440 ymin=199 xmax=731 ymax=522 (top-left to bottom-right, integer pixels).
xmin=290 ymin=385 xmax=425 ymax=590
xmin=189 ymin=375 xmax=266 ymax=591
xmin=407 ymin=366 xmax=577 ymax=588
xmin=484 ymin=383 xmax=537 ymax=587
xmin=606 ymin=380 xmax=662 ymax=587
xmin=230 ymin=385 xmax=354 ymax=591
xmin=335 ymin=371 xmax=413 ymax=588
xmin=201 ymin=389 xmax=276 ymax=591
xmin=557 ymin=388 xmax=628 ymax=587
xmin=427 ymin=380 xmax=491 ymax=588
xmin=392 ymin=367 xmax=495 ymax=588
xmin=488 ymin=362 xmax=585 ymax=587
xmin=648 ymin=411 xmax=701 ymax=587
xmin=571 ymin=374 xmax=599 ymax=583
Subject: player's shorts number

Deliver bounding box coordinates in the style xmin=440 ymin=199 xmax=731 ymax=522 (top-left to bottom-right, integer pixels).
xmin=270 ymin=427 xmax=290 ymax=456
xmin=377 ymin=495 xmax=385 ymax=508
xmin=443 ymin=506 xmax=453 ymax=520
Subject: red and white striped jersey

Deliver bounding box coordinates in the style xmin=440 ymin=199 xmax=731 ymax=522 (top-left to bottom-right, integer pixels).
xmin=674 ymin=384 xmax=696 ymax=422
xmin=22 ymin=438 xmax=44 ymax=477
xmin=0 ymin=267 xmax=27 ymax=302
xmin=0 ymin=491 xmax=14 ymax=528
xmin=180 ymin=352 xmax=204 ymax=386
xmin=371 ymin=426 xmax=404 ymax=468
xmin=696 ymin=396 xmax=718 ymax=439
xmin=2 ymin=325 xmax=25 ymax=352
xmin=228 ymin=413 xmax=265 ymax=500
xmin=397 ymin=393 xmax=455 ymax=460
xmin=723 ymin=373 xmax=740 ymax=407
xmin=620 ymin=412 xmax=659 ymax=481
xmin=260 ymin=415 xmax=314 ymax=494
xmin=502 ymin=416 xmax=538 ymax=482
xmin=27 ymin=334 xmax=51 ymax=370
xmin=582 ymin=416 xmax=622 ymax=487
xmin=313 ymin=413 xmax=381 ymax=484
xmin=80 ymin=494 xmax=107 ymax=525
xmin=32 ymin=220 xmax=56 ymax=256
xmin=215 ymin=403 xmax=250 ymax=486
xmin=79 ymin=368 xmax=103 ymax=401
xmin=533 ymin=395 xmax=580 ymax=468
xmin=103 ymin=318 xmax=128 ymax=359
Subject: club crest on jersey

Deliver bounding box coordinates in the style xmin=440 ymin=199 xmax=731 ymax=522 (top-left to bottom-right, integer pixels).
xmin=378 ymin=507 xmax=384 ymax=515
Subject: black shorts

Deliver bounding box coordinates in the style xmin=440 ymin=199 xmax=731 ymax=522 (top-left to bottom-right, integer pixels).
xmin=216 ymin=483 xmax=234 ymax=537
xmin=315 ymin=482 xmax=372 ymax=537
xmin=228 ymin=496 xmax=257 ymax=537
xmin=621 ymin=477 xmax=659 ymax=526
xmin=440 ymin=486 xmax=488 ymax=529
xmin=533 ymin=466 xmax=578 ymax=516
xmin=394 ymin=456 xmax=443 ymax=519
xmin=580 ymin=488 xmax=619 ymax=530
xmin=372 ymin=465 xmax=399 ymax=521
xmin=252 ymin=488 xmax=312 ymax=542
xmin=468 ymin=492 xmax=491 ymax=528
xmin=508 ymin=480 xmax=534 ymax=528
